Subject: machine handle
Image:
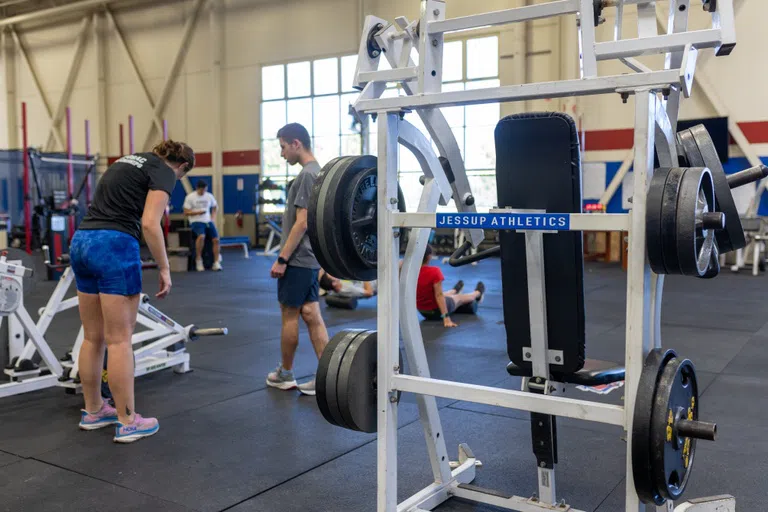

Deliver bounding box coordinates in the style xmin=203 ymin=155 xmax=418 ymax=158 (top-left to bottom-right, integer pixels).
xmin=448 ymin=240 xmax=500 ymax=267
xmin=189 ymin=327 xmax=228 ymax=340
xmin=727 ymin=164 xmax=768 ymax=190
xmin=0 ymin=251 xmax=34 ymax=277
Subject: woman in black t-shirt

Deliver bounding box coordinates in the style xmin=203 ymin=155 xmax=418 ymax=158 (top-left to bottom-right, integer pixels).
xmin=71 ymin=140 xmax=195 ymax=443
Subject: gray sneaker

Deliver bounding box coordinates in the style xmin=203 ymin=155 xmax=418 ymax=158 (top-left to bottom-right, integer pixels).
xmin=266 ymin=365 xmax=297 ymax=390
xmin=297 ymin=378 xmax=316 ymax=396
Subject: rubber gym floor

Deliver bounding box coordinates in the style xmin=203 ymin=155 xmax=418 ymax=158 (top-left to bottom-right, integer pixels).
xmin=1 ymin=252 xmax=767 ymax=512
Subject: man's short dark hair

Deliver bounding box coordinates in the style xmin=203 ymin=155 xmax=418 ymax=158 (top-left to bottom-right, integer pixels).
xmin=196 ymin=180 xmax=207 ymax=189
xmin=277 ymin=123 xmax=311 ymax=151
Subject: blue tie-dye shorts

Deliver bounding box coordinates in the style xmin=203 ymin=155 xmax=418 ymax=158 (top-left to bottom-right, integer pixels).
xmin=69 ymin=229 xmax=142 ymax=296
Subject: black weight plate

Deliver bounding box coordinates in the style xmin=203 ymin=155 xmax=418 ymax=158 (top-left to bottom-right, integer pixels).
xmin=632 ymin=348 xmax=678 ymax=506
xmin=684 ymin=126 xmax=746 ymax=253
xmin=646 ymin=168 xmax=673 ymax=275
xmin=659 ymin=168 xmax=687 ymax=275
xmin=324 ymin=329 xmax=368 ymax=430
xmin=700 ymin=241 xmax=720 ymax=279
xmin=316 ymin=329 xmax=366 ymax=428
xmin=675 ymin=168 xmax=716 ymax=277
xmin=344 ymin=167 xmax=378 ymax=274
xmin=342 ymin=164 xmax=407 ymax=277
xmin=337 ymin=330 xmax=403 ymax=433
xmin=337 ymin=330 xmax=377 ymax=433
xmin=325 ymin=156 xmax=378 ymax=281
xmin=651 ymin=357 xmax=699 ymax=502
xmin=308 ymin=156 xmax=349 ymax=281
xmin=323 ymin=156 xmax=367 ymax=280
xmin=308 ymin=156 xmax=345 ymax=279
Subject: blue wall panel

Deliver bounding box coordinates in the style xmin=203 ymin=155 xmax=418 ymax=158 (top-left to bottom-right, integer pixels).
xmin=223 ymin=175 xmax=259 ymax=215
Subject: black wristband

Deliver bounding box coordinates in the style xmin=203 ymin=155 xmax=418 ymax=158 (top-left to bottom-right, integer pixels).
xmin=277 ymin=256 xmax=288 ymax=265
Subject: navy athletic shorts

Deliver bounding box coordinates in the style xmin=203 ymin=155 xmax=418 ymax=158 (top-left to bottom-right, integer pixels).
xmin=190 ymin=221 xmax=219 ymax=239
xmin=278 ymin=265 xmax=319 ymax=308
xmin=70 ymin=229 xmax=142 ymax=296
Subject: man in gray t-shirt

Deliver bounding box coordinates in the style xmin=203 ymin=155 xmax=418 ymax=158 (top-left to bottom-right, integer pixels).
xmin=267 ymin=123 xmax=330 ymax=397
xmin=281 ymin=162 xmax=320 ymax=268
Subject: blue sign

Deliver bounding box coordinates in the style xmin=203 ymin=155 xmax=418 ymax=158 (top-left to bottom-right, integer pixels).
xmin=435 ymin=213 xmax=570 ymax=231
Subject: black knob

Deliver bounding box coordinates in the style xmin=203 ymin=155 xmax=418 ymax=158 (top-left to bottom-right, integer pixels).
xmin=699 ymin=212 xmax=725 ymax=230
xmin=465 ymin=195 xmax=475 ymax=206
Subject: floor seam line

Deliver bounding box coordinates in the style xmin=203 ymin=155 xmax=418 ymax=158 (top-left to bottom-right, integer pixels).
xmin=27 ymin=457 xmax=200 ymax=512
xmin=216 ymin=415 xmax=425 ymax=512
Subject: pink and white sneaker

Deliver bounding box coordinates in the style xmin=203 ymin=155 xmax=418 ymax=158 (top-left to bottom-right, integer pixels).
xmin=79 ymin=401 xmax=119 ymax=431
xmin=113 ymin=414 xmax=160 ymax=444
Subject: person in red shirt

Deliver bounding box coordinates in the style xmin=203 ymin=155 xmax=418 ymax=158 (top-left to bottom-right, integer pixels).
xmin=416 ymin=245 xmax=484 ymax=327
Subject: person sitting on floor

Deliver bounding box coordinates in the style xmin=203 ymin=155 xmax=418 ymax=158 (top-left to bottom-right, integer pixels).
xmin=416 ymin=245 xmax=484 ymax=328
xmin=319 ymin=269 xmax=377 ymax=299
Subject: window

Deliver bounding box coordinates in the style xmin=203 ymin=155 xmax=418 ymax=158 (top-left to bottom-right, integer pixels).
xmin=261 ymin=36 xmax=500 ymax=214
xmin=368 ymin=35 xmax=501 ymax=212
xmin=261 ymin=55 xmax=362 ymax=212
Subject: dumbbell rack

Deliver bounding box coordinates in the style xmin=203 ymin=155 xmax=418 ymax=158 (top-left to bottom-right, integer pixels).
xmin=352 ymin=1 xmax=737 ymax=512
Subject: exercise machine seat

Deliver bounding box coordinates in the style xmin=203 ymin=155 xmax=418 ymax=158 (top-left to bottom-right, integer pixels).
xmin=506 ymin=359 xmax=626 ymax=386
xmin=495 ymin=112 xmax=585 ymax=377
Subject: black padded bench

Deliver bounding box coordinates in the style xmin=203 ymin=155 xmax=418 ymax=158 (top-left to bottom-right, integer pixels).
xmin=494 ymin=112 xmax=625 ymax=388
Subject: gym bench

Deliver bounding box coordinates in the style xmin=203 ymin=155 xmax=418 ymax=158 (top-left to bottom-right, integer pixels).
xmin=257 ymin=219 xmax=282 ymax=256
xmin=220 ymin=236 xmax=250 ymax=259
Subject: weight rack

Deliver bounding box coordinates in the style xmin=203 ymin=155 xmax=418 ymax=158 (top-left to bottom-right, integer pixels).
xmin=351 ymin=1 xmax=738 ymax=511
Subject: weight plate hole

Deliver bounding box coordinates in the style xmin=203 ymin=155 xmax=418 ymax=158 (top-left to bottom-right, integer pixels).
xmin=681 ymin=369 xmax=691 ymax=387
xmin=669 ymin=470 xmax=681 ymax=490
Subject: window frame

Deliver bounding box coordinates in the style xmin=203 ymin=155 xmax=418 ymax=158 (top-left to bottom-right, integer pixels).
xmin=260 ymin=54 xmax=362 ymax=212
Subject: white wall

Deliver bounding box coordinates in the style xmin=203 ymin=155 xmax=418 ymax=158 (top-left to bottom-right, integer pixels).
xmin=0 ymin=0 xmax=765 ymax=160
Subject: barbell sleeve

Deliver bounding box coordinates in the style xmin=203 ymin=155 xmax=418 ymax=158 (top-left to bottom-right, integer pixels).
xmin=727 ymin=165 xmax=768 ymax=190
xmin=699 ymin=212 xmax=726 ymax=231
xmin=677 ymin=419 xmax=717 ymax=441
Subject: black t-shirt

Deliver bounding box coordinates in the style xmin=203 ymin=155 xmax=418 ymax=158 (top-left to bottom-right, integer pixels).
xmin=78 ymin=153 xmax=177 ymax=241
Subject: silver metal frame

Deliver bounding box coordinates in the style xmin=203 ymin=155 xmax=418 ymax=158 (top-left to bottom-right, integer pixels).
xmin=350 ymin=1 xmax=739 ymax=511
xmin=2 ymin=262 xmax=222 ymax=399
xmin=0 ymin=258 xmax=65 ymax=399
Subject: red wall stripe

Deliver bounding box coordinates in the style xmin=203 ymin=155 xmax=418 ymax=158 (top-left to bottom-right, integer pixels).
xmin=223 ymin=150 xmax=260 ymax=166
xmin=195 ymin=152 xmax=213 ymax=167
xmin=106 ymin=150 xmax=260 ymax=168
xmin=584 ymin=121 xmax=768 ymax=151
xmin=105 ymin=122 xmax=768 ymax=165
xmin=737 ymin=121 xmax=768 ymax=145
xmin=584 ymin=128 xmax=635 ymax=151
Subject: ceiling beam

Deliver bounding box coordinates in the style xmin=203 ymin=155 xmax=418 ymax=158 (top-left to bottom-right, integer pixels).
xmin=140 ymin=0 xmax=207 ymax=152
xmin=11 ymin=27 xmax=66 ymax=150
xmin=0 ymin=0 xmax=119 ymax=27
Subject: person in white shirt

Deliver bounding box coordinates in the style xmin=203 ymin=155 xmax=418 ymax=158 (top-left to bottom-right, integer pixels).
xmin=183 ymin=180 xmax=222 ymax=271
xmin=318 ymin=269 xmax=377 ymax=299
